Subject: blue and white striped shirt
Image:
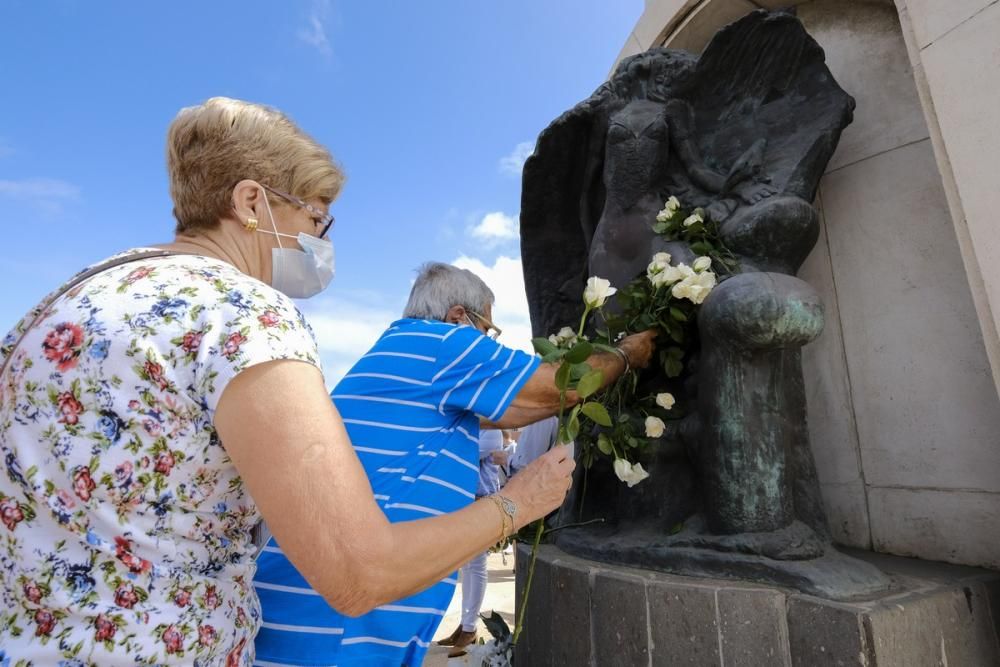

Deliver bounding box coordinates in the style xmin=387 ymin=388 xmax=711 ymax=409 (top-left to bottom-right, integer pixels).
xmin=252 ymin=319 xmax=539 ymax=666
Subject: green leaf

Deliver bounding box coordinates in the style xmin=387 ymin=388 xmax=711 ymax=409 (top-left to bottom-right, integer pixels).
xmin=669 ymin=522 xmax=685 ymax=535
xmin=569 ymin=361 xmax=592 ymax=383
xmin=542 ymin=349 xmax=567 ymax=363
xmin=690 ymin=242 xmax=713 ymax=255
xmin=532 ymin=337 xmax=558 ymax=356
xmin=617 ymin=413 xmax=631 ymax=424
xmin=597 ymin=433 xmax=613 ymax=455
xmin=670 ymin=307 xmax=688 ymax=322
xmin=592 ymin=342 xmax=618 ymax=354
xmin=566 ymin=413 xmax=581 ymax=441
xmin=664 ymin=357 xmax=684 ymax=378
xmin=564 ymin=340 xmax=593 ymax=364
xmin=576 ymin=369 xmax=604 ymax=399
xmin=581 ymin=401 xmax=613 ymax=427
xmin=652 ymin=221 xmax=669 ymax=234
xmin=554 ymin=363 xmax=571 ymax=391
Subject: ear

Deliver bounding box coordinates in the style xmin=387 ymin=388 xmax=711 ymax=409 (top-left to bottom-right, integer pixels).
xmin=231 ymin=179 xmax=265 ymax=223
xmin=444 ymin=304 xmax=468 ymax=325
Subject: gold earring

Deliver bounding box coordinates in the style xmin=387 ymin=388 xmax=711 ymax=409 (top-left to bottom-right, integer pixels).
xmin=244 ymin=217 xmax=259 ymax=232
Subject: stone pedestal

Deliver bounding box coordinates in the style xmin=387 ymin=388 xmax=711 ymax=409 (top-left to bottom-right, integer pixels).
xmin=514 ymin=544 xmax=1000 ymax=666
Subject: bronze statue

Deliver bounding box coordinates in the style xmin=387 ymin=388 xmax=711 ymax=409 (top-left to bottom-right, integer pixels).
xmin=521 ymin=10 xmax=888 ymax=599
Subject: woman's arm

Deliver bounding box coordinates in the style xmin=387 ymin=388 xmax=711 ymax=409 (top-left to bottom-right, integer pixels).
xmin=215 ymin=360 xmax=573 ymax=617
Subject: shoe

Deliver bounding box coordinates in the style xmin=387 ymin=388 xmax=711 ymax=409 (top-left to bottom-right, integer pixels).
xmin=447 ymin=630 xmax=478 ymax=658
xmin=436 ymin=625 xmax=462 ymax=646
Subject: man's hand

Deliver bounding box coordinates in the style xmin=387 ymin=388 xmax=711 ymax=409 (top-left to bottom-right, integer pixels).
xmin=490 ymin=450 xmax=510 ymax=466
xmin=617 ymin=329 xmax=658 ymax=369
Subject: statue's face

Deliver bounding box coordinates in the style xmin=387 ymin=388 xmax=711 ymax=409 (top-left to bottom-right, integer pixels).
xmin=648 ymin=65 xmax=673 ymax=101
xmin=646 ymin=57 xmax=691 ymax=102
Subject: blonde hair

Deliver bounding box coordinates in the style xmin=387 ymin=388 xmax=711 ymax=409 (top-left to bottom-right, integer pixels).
xmin=166 ymin=97 xmax=344 ymax=233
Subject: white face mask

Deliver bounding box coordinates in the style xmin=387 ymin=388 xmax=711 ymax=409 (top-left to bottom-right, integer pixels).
xmin=258 ymin=190 xmax=335 ymax=298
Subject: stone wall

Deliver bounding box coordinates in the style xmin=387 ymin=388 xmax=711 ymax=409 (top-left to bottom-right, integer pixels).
xmin=515 ymin=544 xmax=1000 ymax=666
xmin=609 ymin=0 xmax=1000 ymax=568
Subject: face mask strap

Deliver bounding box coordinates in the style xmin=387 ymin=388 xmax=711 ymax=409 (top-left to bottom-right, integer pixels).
xmin=259 ymin=187 xmax=285 ymax=250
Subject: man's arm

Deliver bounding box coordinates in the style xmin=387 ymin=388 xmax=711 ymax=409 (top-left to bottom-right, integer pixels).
xmin=490 ymin=329 xmax=657 ymax=428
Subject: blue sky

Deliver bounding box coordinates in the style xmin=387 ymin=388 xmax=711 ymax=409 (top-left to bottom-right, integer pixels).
xmin=0 ymin=0 xmax=642 ymax=382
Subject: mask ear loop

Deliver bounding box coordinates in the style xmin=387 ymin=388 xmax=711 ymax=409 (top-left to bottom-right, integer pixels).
xmin=259 ymin=187 xmax=284 ymax=250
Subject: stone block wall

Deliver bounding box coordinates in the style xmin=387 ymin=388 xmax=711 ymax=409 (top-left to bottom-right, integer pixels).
xmin=515 ymin=545 xmax=1000 ymax=666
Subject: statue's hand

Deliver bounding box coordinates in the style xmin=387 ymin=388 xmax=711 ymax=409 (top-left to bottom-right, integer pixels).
xmin=734 ymin=181 xmax=778 ymax=205
xmin=617 ymin=329 xmax=659 ymax=370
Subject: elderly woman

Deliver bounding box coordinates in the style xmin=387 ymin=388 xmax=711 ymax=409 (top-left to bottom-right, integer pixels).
xmin=0 ymin=97 xmax=574 ymax=665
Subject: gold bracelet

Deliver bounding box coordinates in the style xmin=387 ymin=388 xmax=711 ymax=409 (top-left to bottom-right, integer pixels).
xmin=486 ymin=495 xmax=513 ymax=540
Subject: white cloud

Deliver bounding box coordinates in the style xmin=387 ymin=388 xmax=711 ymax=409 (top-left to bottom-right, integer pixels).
xmin=0 ymin=178 xmax=81 ymax=215
xmin=498 ymin=141 xmax=534 ymax=177
xmin=298 ymin=0 xmax=332 ymax=59
xmin=452 ymin=254 xmax=535 ymax=354
xmin=298 ymin=292 xmax=398 ymax=388
xmin=469 ymin=211 xmax=518 ymax=245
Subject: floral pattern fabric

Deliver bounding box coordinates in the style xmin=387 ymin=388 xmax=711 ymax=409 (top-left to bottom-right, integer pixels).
xmin=0 ymin=250 xmax=320 ymax=666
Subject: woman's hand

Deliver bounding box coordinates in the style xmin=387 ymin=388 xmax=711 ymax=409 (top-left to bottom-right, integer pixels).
xmin=500 ymin=445 xmax=575 ymax=530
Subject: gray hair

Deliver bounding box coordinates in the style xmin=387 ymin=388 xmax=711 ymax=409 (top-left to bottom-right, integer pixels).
xmin=403 ymin=262 xmax=495 ymax=321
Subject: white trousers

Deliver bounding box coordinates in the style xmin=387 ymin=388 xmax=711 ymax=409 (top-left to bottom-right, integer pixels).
xmin=459 ymin=550 xmax=489 ymax=631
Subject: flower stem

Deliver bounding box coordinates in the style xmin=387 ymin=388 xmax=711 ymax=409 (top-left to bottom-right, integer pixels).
xmin=577 ymin=306 xmax=591 ymax=339
xmin=512 ymin=518 xmax=545 ymax=646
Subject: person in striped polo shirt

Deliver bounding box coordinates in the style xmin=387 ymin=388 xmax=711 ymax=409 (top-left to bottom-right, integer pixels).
xmin=253 ymin=262 xmax=656 ymax=666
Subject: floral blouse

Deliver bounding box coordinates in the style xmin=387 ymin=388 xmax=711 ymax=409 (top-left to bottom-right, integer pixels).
xmin=0 ymin=250 xmax=320 ymax=666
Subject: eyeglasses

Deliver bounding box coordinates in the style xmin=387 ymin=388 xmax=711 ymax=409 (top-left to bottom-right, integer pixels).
xmin=261 ymin=183 xmax=335 ymax=239
xmin=469 ymin=311 xmax=502 ymax=340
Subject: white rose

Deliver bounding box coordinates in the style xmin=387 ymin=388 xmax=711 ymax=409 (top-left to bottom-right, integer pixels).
xmin=671 ymin=267 xmax=717 ymax=303
xmin=646 ymin=252 xmax=672 ymax=277
xmin=655 ymin=198 xmax=680 ymax=222
xmin=693 ymin=256 xmax=712 ymax=272
xmin=613 ymin=458 xmax=651 ymax=488
xmin=549 ymin=326 xmax=580 ymax=348
xmin=644 ymin=415 xmax=665 ymax=438
xmin=690 ymin=286 xmax=711 ymax=304
xmin=655 ymin=392 xmax=675 ymax=410
xmin=646 ymin=259 xmax=665 ymax=282
xmin=686 ymin=271 xmax=717 ymax=304
xmin=583 ymin=276 xmax=617 ymax=309
xmin=683 ymin=212 xmax=704 ymax=227
xmin=663 ymin=265 xmax=684 ymax=284
xmin=651 ymin=264 xmax=684 ymax=289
